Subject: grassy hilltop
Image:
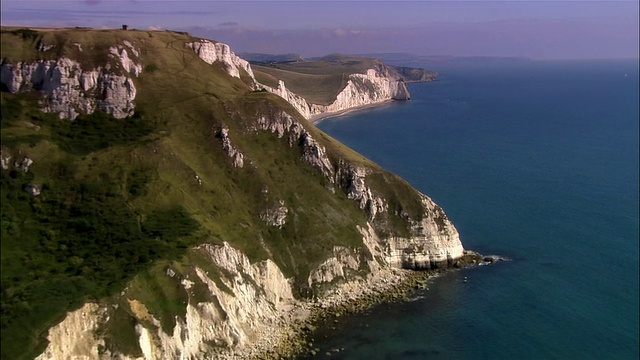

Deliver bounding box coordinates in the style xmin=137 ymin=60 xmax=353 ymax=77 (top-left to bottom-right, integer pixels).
xmin=1 ymin=27 xmax=428 ymax=359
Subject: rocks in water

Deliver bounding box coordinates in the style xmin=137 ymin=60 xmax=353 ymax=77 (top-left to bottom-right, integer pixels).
xmin=482 ymin=255 xmax=509 ymax=264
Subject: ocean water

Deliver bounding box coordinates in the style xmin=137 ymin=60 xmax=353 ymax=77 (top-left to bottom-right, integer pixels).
xmin=308 ymin=59 xmax=639 ymax=359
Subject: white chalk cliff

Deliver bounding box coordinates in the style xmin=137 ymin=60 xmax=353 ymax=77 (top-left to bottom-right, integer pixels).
xmin=259 ymin=68 xmax=411 ymax=120
xmin=5 ymin=35 xmax=464 ymax=360
xmin=186 ymin=39 xmax=256 ymax=83
xmin=1 ymin=42 xmax=143 ymax=120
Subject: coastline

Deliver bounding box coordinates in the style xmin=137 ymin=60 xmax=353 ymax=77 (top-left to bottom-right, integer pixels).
xmin=243 ymin=251 xmax=493 ymax=360
xmin=310 ymin=99 xmax=397 ymax=125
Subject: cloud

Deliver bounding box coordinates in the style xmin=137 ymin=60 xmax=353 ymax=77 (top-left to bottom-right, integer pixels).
xmin=218 ymin=22 xmax=239 ymax=27
xmin=182 ymin=21 xmax=639 ymax=60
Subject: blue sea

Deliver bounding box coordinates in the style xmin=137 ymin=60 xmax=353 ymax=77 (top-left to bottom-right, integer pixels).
xmin=309 ymin=59 xmax=639 ymax=359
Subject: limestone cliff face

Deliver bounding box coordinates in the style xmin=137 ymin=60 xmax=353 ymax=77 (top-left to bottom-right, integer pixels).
xmin=262 ymin=80 xmax=315 ymax=119
xmin=0 ymin=42 xmax=143 ymax=120
xmin=385 ymin=194 xmax=465 ymax=269
xmin=34 ymin=303 xmax=109 ymax=360
xmin=259 ymin=68 xmax=411 ymax=120
xmin=35 ymin=242 xmax=297 ymax=360
xmin=254 ymin=111 xmax=335 ymax=180
xmin=186 ymin=39 xmax=256 ymax=84
xmin=131 ymin=243 xmax=296 ymax=360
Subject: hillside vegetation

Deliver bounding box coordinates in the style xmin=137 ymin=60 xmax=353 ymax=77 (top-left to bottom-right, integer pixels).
xmin=0 ymin=27 xmax=431 ymax=359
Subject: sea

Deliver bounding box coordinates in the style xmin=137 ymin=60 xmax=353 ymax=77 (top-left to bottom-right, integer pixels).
xmin=306 ymin=59 xmax=639 ymax=359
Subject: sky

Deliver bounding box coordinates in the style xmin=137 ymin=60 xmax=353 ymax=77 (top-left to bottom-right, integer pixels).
xmin=1 ymin=0 xmax=638 ymax=59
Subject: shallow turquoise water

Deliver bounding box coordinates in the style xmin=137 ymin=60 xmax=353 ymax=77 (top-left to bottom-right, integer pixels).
xmin=309 ymin=59 xmax=639 ymax=359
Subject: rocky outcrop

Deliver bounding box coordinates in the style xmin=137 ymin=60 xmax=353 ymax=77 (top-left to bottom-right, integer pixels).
xmin=35 ymin=242 xmax=299 ymax=360
xmin=254 ymin=111 xmax=335 ymax=181
xmin=0 ymin=150 xmax=11 ymax=170
xmin=217 ymin=128 xmax=245 ymax=168
xmin=24 ymin=183 xmax=41 ymax=196
xmin=263 ymin=80 xmax=315 ymax=119
xmin=335 ymin=161 xmax=387 ymax=219
xmin=260 ymin=201 xmax=289 ymax=227
xmin=34 ymin=303 xmax=109 ymax=360
xmin=307 ymin=246 xmax=364 ymax=287
xmin=0 ymin=50 xmax=139 ymax=120
xmin=131 ymin=242 xmax=296 ymax=359
xmin=15 ymin=156 xmax=34 ymax=172
xmin=385 ymin=194 xmax=465 ymax=269
xmin=186 ymin=40 xmax=256 ymax=84
xmin=109 ymin=44 xmax=143 ymax=77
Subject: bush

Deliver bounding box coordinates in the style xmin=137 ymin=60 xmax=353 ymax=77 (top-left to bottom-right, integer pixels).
xmin=144 ymin=63 xmax=159 ymax=73
xmin=51 ymin=110 xmax=153 ymax=155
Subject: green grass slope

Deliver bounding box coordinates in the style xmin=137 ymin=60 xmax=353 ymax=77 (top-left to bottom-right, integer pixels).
xmin=1 ymin=27 xmax=429 ymax=359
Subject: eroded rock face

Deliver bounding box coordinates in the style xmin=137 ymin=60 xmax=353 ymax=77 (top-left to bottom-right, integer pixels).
xmin=255 ymin=111 xmax=335 ymax=181
xmin=36 ymin=242 xmax=298 ymax=360
xmin=129 ymin=242 xmax=297 ymax=359
xmin=260 ymin=201 xmax=289 ymax=227
xmin=0 ymin=57 xmax=138 ymax=120
xmin=308 ymin=246 xmax=363 ymax=286
xmin=15 ymin=157 xmax=34 ymax=172
xmin=217 ymin=128 xmax=245 ymax=168
xmin=0 ymin=151 xmax=11 ymax=170
xmin=335 ymin=161 xmax=387 ymax=219
xmin=186 ymin=40 xmax=256 ymax=84
xmin=385 ymin=194 xmax=465 ymax=269
xmin=34 ymin=303 xmax=109 ymax=360
xmin=263 ymin=80 xmax=314 ymax=119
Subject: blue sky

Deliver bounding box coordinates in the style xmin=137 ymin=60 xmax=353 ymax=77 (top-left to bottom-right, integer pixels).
xmin=1 ymin=1 xmax=638 ymax=59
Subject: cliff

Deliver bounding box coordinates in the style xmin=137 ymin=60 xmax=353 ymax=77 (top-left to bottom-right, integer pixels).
xmin=256 ymin=68 xmax=411 ymax=120
xmin=1 ymin=27 xmax=463 ymax=360
xmin=250 ymin=55 xmax=424 ymax=120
